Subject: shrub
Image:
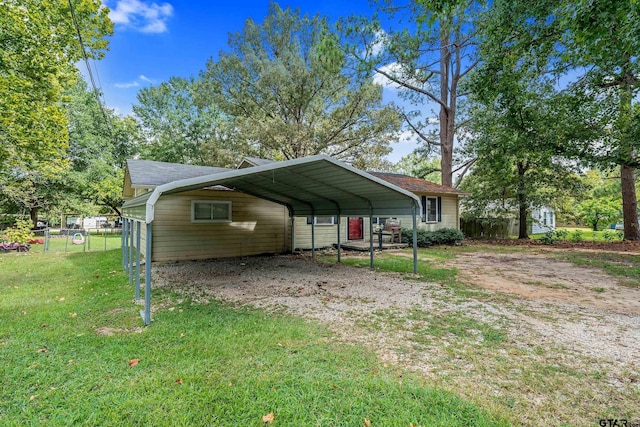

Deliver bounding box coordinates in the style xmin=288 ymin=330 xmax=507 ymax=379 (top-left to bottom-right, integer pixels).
xmin=569 ymin=229 xmax=583 ymax=243
xmin=539 ymin=231 xmax=559 ymax=245
xmin=3 ymin=219 xmax=35 ymax=245
xmin=602 ymin=230 xmax=619 ymax=242
xmin=400 ymin=227 xmax=464 ymax=247
xmin=555 ymin=229 xmax=569 ymax=239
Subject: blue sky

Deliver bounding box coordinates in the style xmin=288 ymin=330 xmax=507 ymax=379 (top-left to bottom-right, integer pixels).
xmin=90 ymin=0 xmax=422 ymax=162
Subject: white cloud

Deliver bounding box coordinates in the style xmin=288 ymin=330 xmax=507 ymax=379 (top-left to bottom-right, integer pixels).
xmin=114 ymin=81 xmax=140 ymax=88
xmin=369 ymin=30 xmax=387 ymax=56
xmin=372 ymin=62 xmax=405 ymax=88
xmin=114 ymin=74 xmax=156 ymax=89
xmin=108 ymin=0 xmax=173 ymax=33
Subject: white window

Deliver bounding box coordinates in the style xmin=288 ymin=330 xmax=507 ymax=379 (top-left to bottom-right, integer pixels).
xmin=421 ymin=196 xmax=440 ymax=222
xmin=191 ymin=200 xmax=232 ymax=223
xmin=306 ymin=216 xmax=337 ymax=225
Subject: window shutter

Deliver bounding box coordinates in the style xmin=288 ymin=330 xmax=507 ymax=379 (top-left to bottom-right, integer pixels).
xmin=437 ymin=197 xmax=442 ymax=222
xmin=421 ymin=196 xmax=427 ymax=222
xmin=306 ymin=216 xmax=313 ymax=225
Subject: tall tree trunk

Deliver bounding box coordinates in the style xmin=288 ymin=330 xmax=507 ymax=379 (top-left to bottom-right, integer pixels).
xmin=30 ymin=207 xmax=38 ymax=228
xmin=439 ymin=25 xmax=453 ymax=187
xmin=620 ymin=164 xmax=639 ymax=240
xmin=517 ymin=162 xmax=529 ymax=239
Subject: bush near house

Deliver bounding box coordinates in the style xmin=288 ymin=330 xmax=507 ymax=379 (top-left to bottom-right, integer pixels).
xmin=401 ymin=227 xmax=465 ymax=247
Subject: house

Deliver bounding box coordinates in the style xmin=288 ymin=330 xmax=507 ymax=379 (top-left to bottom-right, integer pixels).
xmin=121 ymin=155 xmax=464 ymax=324
xmin=530 ymin=206 xmax=556 ymax=234
xmin=122 ymin=158 xmax=466 ymax=255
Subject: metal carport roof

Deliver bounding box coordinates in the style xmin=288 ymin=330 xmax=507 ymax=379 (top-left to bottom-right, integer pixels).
xmin=123 ymin=155 xmax=421 ymax=222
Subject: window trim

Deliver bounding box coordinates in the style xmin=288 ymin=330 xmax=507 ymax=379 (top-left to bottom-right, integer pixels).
xmin=191 ymin=200 xmax=232 ymax=223
xmin=306 ymin=216 xmax=337 ymax=226
xmin=421 ymin=196 xmax=441 ymax=223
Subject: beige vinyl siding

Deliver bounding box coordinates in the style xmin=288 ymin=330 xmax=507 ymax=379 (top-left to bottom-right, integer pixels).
xmin=413 ymin=193 xmax=459 ymax=231
xmin=151 ymin=190 xmax=289 ymax=262
xmin=294 ymin=194 xmax=460 ymax=248
xmin=293 ymin=216 xmax=373 ymax=249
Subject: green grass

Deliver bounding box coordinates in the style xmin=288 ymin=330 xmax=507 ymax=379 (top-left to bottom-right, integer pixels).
xmin=0 ymin=249 xmax=508 ymax=426
xmin=26 ymin=233 xmax=123 ymax=254
xmin=531 ymin=227 xmax=623 ymax=242
xmin=329 ymin=250 xmax=459 ymax=286
xmin=559 ymin=252 xmax=640 ymax=286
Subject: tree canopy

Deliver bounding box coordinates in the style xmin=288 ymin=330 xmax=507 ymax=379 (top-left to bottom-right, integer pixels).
xmin=474 ymin=0 xmax=639 ymax=239
xmin=198 ymin=3 xmax=401 ymax=170
xmin=0 ymin=0 xmax=112 ymax=174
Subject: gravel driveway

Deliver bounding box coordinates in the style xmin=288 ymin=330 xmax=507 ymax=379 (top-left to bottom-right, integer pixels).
xmin=152 ymin=251 xmax=640 ymax=426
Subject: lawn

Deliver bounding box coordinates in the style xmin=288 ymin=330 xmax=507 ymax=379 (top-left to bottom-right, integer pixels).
xmin=0 ymin=249 xmax=507 ymax=426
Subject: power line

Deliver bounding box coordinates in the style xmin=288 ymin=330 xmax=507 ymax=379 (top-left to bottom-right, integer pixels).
xmin=67 ymin=0 xmax=114 ymax=140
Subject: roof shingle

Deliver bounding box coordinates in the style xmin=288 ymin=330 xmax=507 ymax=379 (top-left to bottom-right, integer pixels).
xmin=127 ymin=159 xmax=231 ymax=187
xmin=368 ymin=172 xmax=465 ymax=195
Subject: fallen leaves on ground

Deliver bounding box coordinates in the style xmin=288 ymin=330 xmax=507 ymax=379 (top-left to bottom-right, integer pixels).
xmin=35 ymin=348 xmax=48 ymax=353
xmin=262 ymin=412 xmax=274 ymax=424
xmin=128 ymin=358 xmax=140 ymax=367
xmin=364 ymin=418 xmax=371 ymax=426
xmin=175 ymin=378 xmax=183 ymax=384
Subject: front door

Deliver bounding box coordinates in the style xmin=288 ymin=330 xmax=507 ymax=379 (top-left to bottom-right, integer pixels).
xmin=348 ymin=217 xmax=364 ymax=240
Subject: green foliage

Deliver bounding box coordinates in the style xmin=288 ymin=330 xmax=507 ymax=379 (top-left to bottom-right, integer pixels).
xmin=400 ymin=227 xmax=465 ymax=247
xmin=539 ymin=231 xmax=559 ymax=245
xmin=478 ymin=0 xmax=639 ymax=239
xmin=602 ymin=230 xmax=621 ymax=242
xmin=65 ymin=79 xmax=142 ymax=215
xmin=198 ymin=3 xmax=401 ymax=169
xmin=0 ymin=0 xmax=112 ymax=172
xmin=577 ymin=198 xmax=620 ymax=231
xmin=2 ymin=219 xmax=34 ymax=244
xmin=569 ymin=230 xmax=584 ymax=243
xmin=394 ymin=153 xmax=441 ymax=183
xmin=134 ymin=77 xmax=235 ymax=166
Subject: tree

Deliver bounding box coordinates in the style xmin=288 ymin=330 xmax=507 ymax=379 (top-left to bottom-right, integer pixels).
xmin=133 ymin=77 xmax=236 ymax=167
xmin=393 ymin=153 xmax=441 ymax=183
xmin=0 ymin=0 xmax=112 ymax=172
xmin=463 ymin=57 xmax=580 ymax=238
xmin=577 ymin=198 xmax=620 ymax=231
xmin=343 ymin=0 xmax=485 ymax=186
xmin=65 ymin=78 xmax=141 ymax=216
xmin=0 ymin=0 xmax=112 ymax=225
xmin=199 ymin=3 xmax=401 ymax=169
xmin=477 ymin=0 xmax=640 ymax=240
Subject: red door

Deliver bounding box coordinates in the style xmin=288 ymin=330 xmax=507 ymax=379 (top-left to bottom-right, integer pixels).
xmin=348 ymin=217 xmax=363 ymax=240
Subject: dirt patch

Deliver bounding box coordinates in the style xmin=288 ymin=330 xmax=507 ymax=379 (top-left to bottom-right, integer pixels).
xmin=95 ymin=326 xmax=144 ymax=336
xmin=446 ymin=251 xmax=640 ymax=315
xmin=152 ymin=252 xmax=640 ymax=426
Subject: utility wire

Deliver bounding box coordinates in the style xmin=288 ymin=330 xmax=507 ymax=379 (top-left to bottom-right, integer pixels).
xmin=68 ymin=0 xmax=114 ymax=140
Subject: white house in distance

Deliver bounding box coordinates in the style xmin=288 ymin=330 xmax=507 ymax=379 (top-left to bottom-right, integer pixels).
xmin=530 ymin=206 xmax=556 ymax=234
xmin=122 ymin=155 xmax=465 ymax=261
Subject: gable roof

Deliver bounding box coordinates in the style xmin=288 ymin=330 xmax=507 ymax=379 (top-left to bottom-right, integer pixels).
xmin=123 ymin=155 xmax=421 ymax=222
xmin=368 ymin=172 xmax=465 ymax=195
xmin=238 ymin=156 xmax=276 ymax=168
xmin=126 ymin=159 xmax=231 ymax=187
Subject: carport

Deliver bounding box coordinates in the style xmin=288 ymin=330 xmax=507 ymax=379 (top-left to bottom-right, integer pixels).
xmin=122 ymin=155 xmax=421 ymax=325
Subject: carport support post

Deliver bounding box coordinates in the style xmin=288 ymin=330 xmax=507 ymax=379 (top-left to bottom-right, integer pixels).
xmin=369 ymin=210 xmax=374 ymax=268
xmin=135 ymin=221 xmax=141 ymax=301
xmin=122 ymin=219 xmax=128 ymax=271
xmin=128 ymin=219 xmax=134 ymax=285
xmin=143 ymin=222 xmax=152 ymax=325
xmin=290 ymin=212 xmax=295 ymax=254
xmin=336 ymin=213 xmax=341 ymax=263
xmin=311 ymin=213 xmax=315 ymax=260
xmin=413 ymin=204 xmax=418 ymax=274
